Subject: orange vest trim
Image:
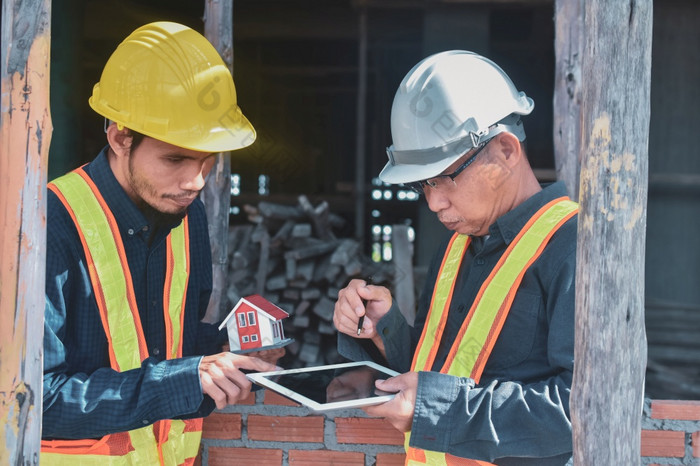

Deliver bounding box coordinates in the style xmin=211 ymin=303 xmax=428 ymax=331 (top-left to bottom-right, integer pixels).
xmin=43 ymin=168 xmax=202 ymax=465
xmin=405 ymin=197 xmax=578 ymax=466
xmin=164 ymin=218 xmax=191 ymax=359
xmin=443 ymin=196 xmax=577 ymax=382
xmin=40 ymin=431 xmax=134 ymax=456
xmin=410 ymin=233 xmax=470 ymax=373
xmin=47 ymin=167 xmax=149 ymax=369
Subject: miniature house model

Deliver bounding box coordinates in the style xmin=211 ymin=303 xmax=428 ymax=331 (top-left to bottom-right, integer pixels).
xmin=219 ymin=294 xmax=293 ymax=353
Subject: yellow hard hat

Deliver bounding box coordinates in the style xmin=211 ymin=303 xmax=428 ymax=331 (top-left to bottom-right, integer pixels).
xmin=89 ymin=21 xmax=256 ymax=153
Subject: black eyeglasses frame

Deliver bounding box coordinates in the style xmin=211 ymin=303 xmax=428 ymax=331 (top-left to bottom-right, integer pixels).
xmin=405 ymin=137 xmax=494 ymax=194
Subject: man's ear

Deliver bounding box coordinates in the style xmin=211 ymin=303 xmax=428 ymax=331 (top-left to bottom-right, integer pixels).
xmin=494 ymin=132 xmax=522 ymax=167
xmin=105 ymin=123 xmax=133 ymax=158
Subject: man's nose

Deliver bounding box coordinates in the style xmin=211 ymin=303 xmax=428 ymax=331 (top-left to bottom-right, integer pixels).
xmin=424 ymin=188 xmax=449 ymax=213
xmin=182 ymin=163 xmax=210 ymax=191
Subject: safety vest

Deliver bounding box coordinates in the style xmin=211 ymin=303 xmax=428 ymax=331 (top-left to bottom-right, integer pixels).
xmin=41 ymin=167 xmax=203 ymax=465
xmin=405 ymin=197 xmax=578 ymax=466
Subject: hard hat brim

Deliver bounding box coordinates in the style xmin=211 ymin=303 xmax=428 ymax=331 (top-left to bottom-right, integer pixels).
xmin=378 ymin=153 xmax=461 ymax=185
xmin=378 ymin=119 xmax=526 ymax=185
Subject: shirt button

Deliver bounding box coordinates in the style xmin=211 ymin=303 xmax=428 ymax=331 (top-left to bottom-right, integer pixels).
xmin=127 ymin=228 xmax=135 ymax=235
xmin=153 ymin=348 xmax=160 ymax=356
xmin=142 ymin=226 xmax=149 ymax=232
xmin=142 ymin=419 xmax=149 ymax=425
xmin=476 ymin=258 xmax=485 ymax=265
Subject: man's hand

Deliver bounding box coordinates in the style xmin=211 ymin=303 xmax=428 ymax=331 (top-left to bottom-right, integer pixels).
xmin=248 ymin=347 xmax=286 ymax=365
xmin=363 ymin=372 xmax=418 ymax=433
xmin=199 ymin=352 xmax=276 ymax=409
xmin=333 ymin=279 xmax=392 ymax=352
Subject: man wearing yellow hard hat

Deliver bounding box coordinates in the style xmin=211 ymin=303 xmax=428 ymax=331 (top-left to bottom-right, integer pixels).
xmin=42 ymin=22 xmax=275 ymax=465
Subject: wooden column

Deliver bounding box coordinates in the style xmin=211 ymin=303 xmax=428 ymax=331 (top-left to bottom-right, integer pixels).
xmin=571 ymin=1 xmax=652 ymax=464
xmin=0 ymin=0 xmax=53 ymax=462
xmin=202 ymin=0 xmax=234 ymax=323
xmin=553 ymin=0 xmax=583 ymax=201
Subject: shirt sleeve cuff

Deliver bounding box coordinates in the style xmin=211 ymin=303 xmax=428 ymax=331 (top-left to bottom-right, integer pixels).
xmin=159 ymin=356 xmax=205 ymax=416
xmin=376 ymin=302 xmax=413 ymax=372
xmin=409 ymin=371 xmax=473 ymax=453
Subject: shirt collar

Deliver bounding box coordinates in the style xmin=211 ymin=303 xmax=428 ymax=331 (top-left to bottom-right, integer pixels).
xmin=84 ymin=146 xmax=151 ymax=237
xmin=490 ymin=181 xmax=571 ymax=245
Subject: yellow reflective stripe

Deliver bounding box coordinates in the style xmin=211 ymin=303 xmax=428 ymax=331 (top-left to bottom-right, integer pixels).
xmin=411 ymin=234 xmax=469 ymax=372
xmin=41 ymin=429 xmax=201 ymax=466
xmin=125 ymin=426 xmax=162 ymax=465
xmin=41 ymin=452 xmax=133 ymax=465
xmin=50 ymin=172 xmax=143 ymax=371
xmin=166 ymin=221 xmax=189 ymax=359
xmin=158 ymin=421 xmax=202 ymax=465
xmin=48 ymin=172 xmax=197 ymax=466
xmin=447 ymin=199 xmax=578 ymax=379
xmin=40 ymin=427 xmax=160 ymax=466
xmin=404 ymin=199 xmax=577 ymax=464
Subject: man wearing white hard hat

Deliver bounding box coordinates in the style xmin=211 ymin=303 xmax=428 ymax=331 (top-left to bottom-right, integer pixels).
xmin=334 ymin=51 xmax=576 ymax=465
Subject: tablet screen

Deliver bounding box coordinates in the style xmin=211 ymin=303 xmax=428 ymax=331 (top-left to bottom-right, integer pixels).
xmin=247 ymin=361 xmax=399 ymax=411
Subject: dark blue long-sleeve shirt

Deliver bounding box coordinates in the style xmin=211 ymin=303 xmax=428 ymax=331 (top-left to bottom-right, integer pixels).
xmin=340 ymin=182 xmax=576 ymax=465
xmin=43 ymin=147 xmax=226 ymax=439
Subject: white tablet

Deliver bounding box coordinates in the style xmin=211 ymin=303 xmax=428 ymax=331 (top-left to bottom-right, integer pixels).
xmin=247 ymin=360 xmax=399 ymax=411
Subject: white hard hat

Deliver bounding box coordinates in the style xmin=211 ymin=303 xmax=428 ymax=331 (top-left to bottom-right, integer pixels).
xmin=380 ymin=50 xmax=534 ymax=184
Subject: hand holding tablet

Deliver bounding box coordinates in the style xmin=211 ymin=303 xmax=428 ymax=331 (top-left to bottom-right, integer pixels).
xmin=246 ymin=361 xmax=399 ymax=411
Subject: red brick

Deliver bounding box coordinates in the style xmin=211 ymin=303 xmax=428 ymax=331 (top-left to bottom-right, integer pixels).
xmin=208 ymin=447 xmax=282 ymax=466
xmin=239 ymin=391 xmax=256 ymax=405
xmin=641 ymin=430 xmax=685 ymax=458
xmin=201 ymin=412 xmax=241 ymax=440
xmin=248 ymin=414 xmax=325 ymax=442
xmin=289 ymin=449 xmax=364 ymax=465
xmin=693 ymin=431 xmax=700 ymax=458
xmin=335 ymin=417 xmax=404 ymax=446
xmin=651 ymin=400 xmax=700 ymax=421
xmin=264 ymin=389 xmax=300 ymax=407
xmin=376 ymin=452 xmax=407 ymax=465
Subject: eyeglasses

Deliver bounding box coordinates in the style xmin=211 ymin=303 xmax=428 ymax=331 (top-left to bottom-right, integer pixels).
xmin=405 ymin=137 xmax=494 ymax=194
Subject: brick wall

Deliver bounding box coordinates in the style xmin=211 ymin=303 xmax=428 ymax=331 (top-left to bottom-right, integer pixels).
xmin=198 ymin=394 xmax=700 ymax=465
xmin=642 ymin=399 xmax=700 ymax=465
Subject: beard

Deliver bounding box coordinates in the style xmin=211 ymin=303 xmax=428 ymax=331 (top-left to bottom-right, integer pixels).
xmin=128 ymin=157 xmax=190 ymax=227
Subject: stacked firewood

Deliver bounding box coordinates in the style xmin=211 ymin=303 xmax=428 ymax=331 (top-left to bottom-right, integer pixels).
xmin=226 ymin=195 xmax=394 ymax=368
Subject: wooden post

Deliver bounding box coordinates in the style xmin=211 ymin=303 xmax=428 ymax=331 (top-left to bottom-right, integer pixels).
xmin=202 ymin=0 xmax=234 ymax=323
xmin=0 ymin=0 xmax=53 ymax=463
xmin=553 ymin=0 xmax=583 ymax=201
xmin=354 ymin=4 xmax=368 ymax=243
xmin=571 ymin=1 xmax=652 ymax=464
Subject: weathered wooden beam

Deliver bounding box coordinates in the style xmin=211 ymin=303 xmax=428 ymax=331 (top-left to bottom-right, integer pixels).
xmin=392 ymin=224 xmax=416 ymax=325
xmin=202 ymin=0 xmax=234 ymax=323
xmin=553 ymin=0 xmax=583 ymax=201
xmin=0 ymin=1 xmax=52 ymax=462
xmin=571 ymin=1 xmax=652 ymax=464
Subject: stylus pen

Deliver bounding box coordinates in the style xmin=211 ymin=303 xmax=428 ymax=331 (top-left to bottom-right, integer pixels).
xmin=357 ymin=277 xmax=372 ymax=336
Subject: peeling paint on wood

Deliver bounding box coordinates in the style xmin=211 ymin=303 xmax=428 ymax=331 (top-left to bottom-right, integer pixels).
xmin=1 ymin=0 xmax=52 ymax=463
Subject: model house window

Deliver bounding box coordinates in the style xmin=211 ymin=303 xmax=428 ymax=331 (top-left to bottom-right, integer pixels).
xmin=247 ymin=311 xmax=256 ymax=326
xmin=251 ymin=334 xmax=258 ymax=342
xmin=238 ymin=313 xmax=247 ymax=327
xmin=242 ymin=336 xmax=249 ymax=343
xmin=273 ymin=324 xmax=279 ymax=338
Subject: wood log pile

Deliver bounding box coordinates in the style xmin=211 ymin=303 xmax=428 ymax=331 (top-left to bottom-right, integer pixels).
xmin=226 ymin=195 xmax=394 ymax=368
